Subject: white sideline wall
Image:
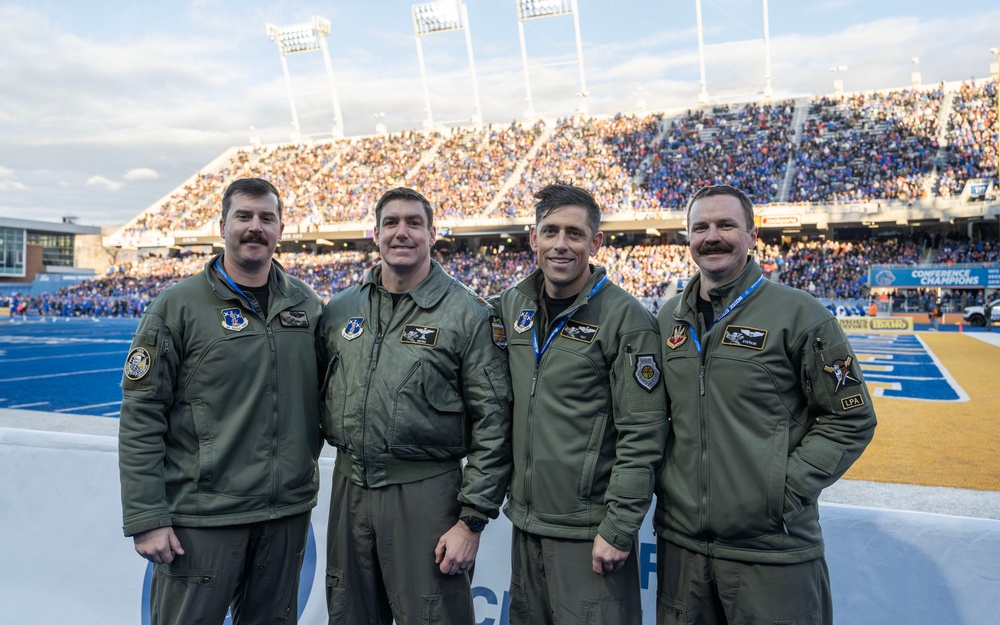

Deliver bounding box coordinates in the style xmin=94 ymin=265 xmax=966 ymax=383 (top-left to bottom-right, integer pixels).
xmin=2 ymin=427 xmax=999 ymax=625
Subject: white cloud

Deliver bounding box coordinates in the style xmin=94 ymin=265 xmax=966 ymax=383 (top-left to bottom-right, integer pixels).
xmin=0 ymin=166 xmax=26 ymax=190
xmin=86 ymin=176 xmax=124 ymax=191
xmin=124 ymin=168 xmax=160 ymax=180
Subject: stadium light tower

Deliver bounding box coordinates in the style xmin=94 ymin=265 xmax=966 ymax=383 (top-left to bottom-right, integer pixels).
xmin=515 ymin=0 xmax=589 ymax=119
xmin=694 ymin=0 xmax=774 ymax=104
xmin=267 ymin=16 xmax=345 ymax=141
xmin=412 ymin=1 xmax=483 ymax=129
xmin=829 ymin=65 xmax=848 ymax=96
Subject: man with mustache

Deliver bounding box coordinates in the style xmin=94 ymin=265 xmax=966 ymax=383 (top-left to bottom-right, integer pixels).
xmin=319 ymin=187 xmax=511 ymax=625
xmin=119 ymin=178 xmax=324 ymax=624
xmin=654 ymin=184 xmax=877 ymax=625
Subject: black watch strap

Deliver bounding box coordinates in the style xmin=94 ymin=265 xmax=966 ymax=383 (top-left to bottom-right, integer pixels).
xmin=460 ymin=515 xmax=487 ymax=533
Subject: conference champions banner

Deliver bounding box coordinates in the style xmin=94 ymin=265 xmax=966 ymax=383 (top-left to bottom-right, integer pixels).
xmin=869 ymin=265 xmax=1000 ymax=289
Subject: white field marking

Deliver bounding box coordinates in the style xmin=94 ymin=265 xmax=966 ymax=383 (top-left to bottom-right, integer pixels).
xmin=0 ymin=351 xmax=124 ymax=363
xmin=102 ymin=411 xmax=121 ymax=416
xmin=56 ymin=401 xmax=122 ymax=412
xmin=0 ymin=368 xmax=121 ymax=383
xmin=0 ymin=336 xmax=131 ymax=346
xmin=7 ymin=401 xmax=51 ymax=408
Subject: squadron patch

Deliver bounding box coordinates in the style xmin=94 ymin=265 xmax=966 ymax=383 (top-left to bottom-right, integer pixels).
xmin=342 ymin=317 xmax=364 ymax=340
xmin=514 ymin=309 xmax=535 ymax=333
xmin=634 ymin=354 xmax=661 ymax=392
xmin=123 ymin=347 xmax=151 ymax=381
xmin=279 ymin=310 xmax=309 ymax=327
xmin=491 ymin=316 xmax=508 ymax=349
xmin=824 ymin=356 xmax=863 ymax=392
xmin=401 ymin=324 xmax=439 ymax=346
xmin=721 ymin=325 xmax=767 ymax=350
xmin=221 ymin=308 xmax=249 ymax=332
xmin=560 ymin=319 xmax=599 ymax=343
xmin=666 ymin=325 xmax=688 ymax=350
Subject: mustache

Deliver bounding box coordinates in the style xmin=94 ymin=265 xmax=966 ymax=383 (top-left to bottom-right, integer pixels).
xmin=698 ymin=241 xmax=734 ymax=254
xmin=241 ymin=233 xmax=268 ymax=245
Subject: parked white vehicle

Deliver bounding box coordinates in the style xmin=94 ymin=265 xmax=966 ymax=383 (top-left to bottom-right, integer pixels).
xmin=963 ymin=299 xmax=1000 ymax=326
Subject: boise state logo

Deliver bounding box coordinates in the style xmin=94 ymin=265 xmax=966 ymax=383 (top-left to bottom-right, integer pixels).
xmin=221 ymin=308 xmax=248 ymax=331
xmin=514 ymin=309 xmax=535 ymax=333
xmin=342 ymin=317 xmax=364 ymax=340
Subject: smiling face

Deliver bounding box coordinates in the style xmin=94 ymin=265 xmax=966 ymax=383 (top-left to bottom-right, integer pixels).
xmin=688 ymin=193 xmax=758 ymax=295
xmin=375 ymin=198 xmax=436 ymax=277
xmin=219 ymin=190 xmax=283 ymax=273
xmin=530 ymin=204 xmax=603 ymax=299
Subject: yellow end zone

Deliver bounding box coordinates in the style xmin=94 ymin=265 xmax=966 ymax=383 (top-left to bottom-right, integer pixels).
xmin=844 ymin=332 xmax=1000 ymax=492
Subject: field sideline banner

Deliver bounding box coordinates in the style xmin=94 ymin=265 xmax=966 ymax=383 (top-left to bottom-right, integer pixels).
xmin=869 ymin=265 xmax=1000 ymax=289
xmin=839 ymin=316 xmax=914 ymax=331
xmin=2 ymin=427 xmax=999 ymax=625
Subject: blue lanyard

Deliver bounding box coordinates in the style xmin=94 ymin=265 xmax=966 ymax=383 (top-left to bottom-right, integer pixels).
xmin=215 ymin=258 xmax=260 ymax=315
xmin=689 ymin=275 xmax=764 ymax=354
xmin=532 ymin=276 xmax=607 ymax=363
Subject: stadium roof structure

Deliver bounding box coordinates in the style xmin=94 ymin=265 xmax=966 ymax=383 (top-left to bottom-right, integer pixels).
xmin=0 ymin=216 xmax=100 ymax=236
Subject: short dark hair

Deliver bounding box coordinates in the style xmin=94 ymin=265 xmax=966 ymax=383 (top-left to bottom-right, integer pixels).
xmin=533 ymin=183 xmax=602 ymax=236
xmin=375 ymin=187 xmax=434 ymax=227
xmin=687 ymin=184 xmax=755 ymax=231
xmin=222 ymin=178 xmax=283 ymax=221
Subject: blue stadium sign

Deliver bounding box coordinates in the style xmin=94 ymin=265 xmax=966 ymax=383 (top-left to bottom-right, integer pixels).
xmin=869 ymin=265 xmax=1000 ymax=289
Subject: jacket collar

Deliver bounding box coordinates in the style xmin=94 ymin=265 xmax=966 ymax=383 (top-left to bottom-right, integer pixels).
xmin=515 ymin=264 xmax=608 ymax=308
xmin=363 ymin=260 xmax=452 ymax=309
xmin=675 ymin=256 xmax=764 ymax=321
xmin=206 ymin=253 xmax=301 ymax=303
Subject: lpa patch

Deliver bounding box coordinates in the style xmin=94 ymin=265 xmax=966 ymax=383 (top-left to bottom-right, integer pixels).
xmin=491 ymin=316 xmax=508 ymax=349
xmin=342 ymin=317 xmax=364 ymax=340
xmin=721 ymin=325 xmax=767 ymax=350
xmin=279 ymin=310 xmax=309 ymax=327
xmin=221 ymin=308 xmax=249 ymax=331
xmin=514 ymin=309 xmax=535 ymax=333
xmin=841 ymin=394 xmax=866 ymax=410
xmin=560 ymin=319 xmax=598 ymax=343
xmin=634 ymin=354 xmax=661 ymax=392
xmin=124 ymin=347 xmax=151 ymax=381
xmin=824 ymin=356 xmax=863 ymax=392
xmin=401 ymin=324 xmax=438 ymax=346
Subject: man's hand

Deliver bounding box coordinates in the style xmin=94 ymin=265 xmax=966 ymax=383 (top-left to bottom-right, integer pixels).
xmin=133 ymin=527 xmax=185 ymax=565
xmin=434 ymin=521 xmax=481 ymax=576
xmin=592 ymin=534 xmax=629 ymax=575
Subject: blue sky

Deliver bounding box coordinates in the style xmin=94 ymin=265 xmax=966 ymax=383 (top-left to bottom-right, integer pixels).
xmin=1 ymin=0 xmax=999 ymax=226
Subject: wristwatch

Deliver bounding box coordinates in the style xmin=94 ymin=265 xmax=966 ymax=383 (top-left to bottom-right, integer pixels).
xmin=460 ymin=515 xmax=487 ymax=533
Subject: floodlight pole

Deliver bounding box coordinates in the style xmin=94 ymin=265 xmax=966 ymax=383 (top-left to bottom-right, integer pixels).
xmin=695 ymin=0 xmax=709 ymax=105
xmin=412 ymin=1 xmax=481 ymax=129
xmin=762 ymin=0 xmax=773 ymax=99
xmin=515 ymin=0 xmax=588 ymax=118
xmin=266 ymin=17 xmax=344 ymax=140
xmin=570 ymin=0 xmax=588 ymax=116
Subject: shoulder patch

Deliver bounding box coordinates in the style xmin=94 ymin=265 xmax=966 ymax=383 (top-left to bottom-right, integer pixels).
xmin=124 ymin=347 xmax=151 ymax=381
xmin=634 ymin=354 xmax=661 ymax=391
xmin=221 ymin=308 xmax=249 ymax=332
xmin=342 ymin=317 xmax=364 ymax=340
xmin=560 ymin=319 xmax=599 ymax=343
xmin=401 ymin=324 xmax=439 ymax=346
xmin=666 ymin=325 xmax=688 ymax=350
xmin=514 ymin=309 xmax=535 ymax=333
xmin=491 ymin=316 xmax=508 ymax=349
xmin=721 ymin=325 xmax=767 ymax=350
xmin=841 ymin=393 xmax=866 ymax=410
xmin=824 ymin=356 xmax=863 ymax=392
xmin=279 ymin=310 xmax=309 ymax=327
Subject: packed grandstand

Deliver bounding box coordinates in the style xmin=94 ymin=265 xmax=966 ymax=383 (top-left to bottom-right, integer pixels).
xmin=3 ymin=78 xmax=999 ymax=318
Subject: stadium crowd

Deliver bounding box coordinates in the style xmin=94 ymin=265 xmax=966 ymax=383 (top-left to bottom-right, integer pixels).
xmin=789 ymin=88 xmax=942 ymax=203
xmin=15 ymin=238 xmax=1000 ymax=320
xmin=938 ymin=80 xmax=1000 ymax=197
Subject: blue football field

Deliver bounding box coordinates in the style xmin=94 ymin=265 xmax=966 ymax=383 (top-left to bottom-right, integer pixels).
xmin=0 ymin=318 xmax=139 ymax=417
